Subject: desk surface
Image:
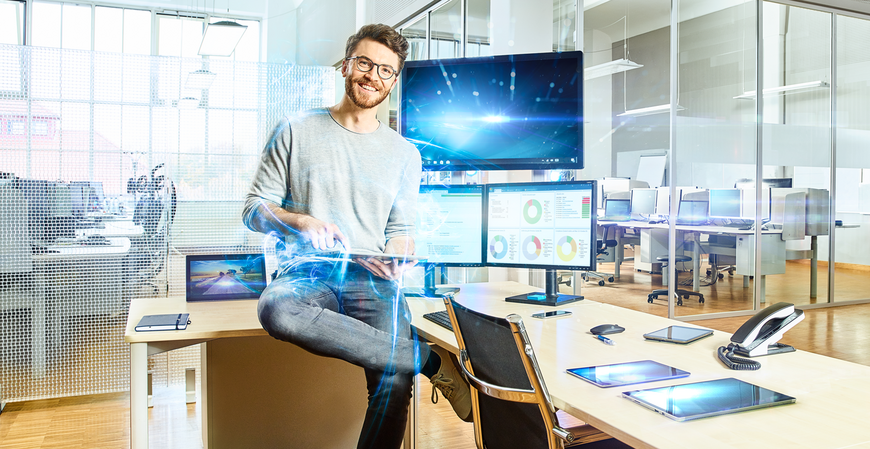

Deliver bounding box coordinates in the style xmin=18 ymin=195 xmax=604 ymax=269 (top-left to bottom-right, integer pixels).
xmin=124 ymin=283 xmax=870 ymax=449
xmin=409 ymin=282 xmax=870 ymax=449
xmin=600 ymin=220 xmax=782 ymax=235
xmin=35 ymin=237 xmax=130 ymax=260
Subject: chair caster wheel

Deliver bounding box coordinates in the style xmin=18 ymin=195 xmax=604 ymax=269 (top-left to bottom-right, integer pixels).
xmin=598 ymin=280 xmax=605 ymax=286
xmin=647 ymin=297 xmax=654 ymax=303
xmin=608 ymin=277 xmax=615 ymax=282
xmin=677 ymin=298 xmax=684 ymax=306
xmin=718 ymin=273 xmax=724 ymax=279
xmin=706 ymin=270 xmax=711 ymax=276
xmin=699 ymin=297 xmax=705 ymax=304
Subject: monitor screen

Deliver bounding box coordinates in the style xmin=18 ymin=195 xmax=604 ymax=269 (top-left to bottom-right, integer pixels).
xmin=485 ymin=181 xmax=596 ymax=270
xmin=89 ymin=181 xmax=105 ymax=211
xmin=400 ymin=51 xmax=583 ymax=171
xmin=186 ymin=253 xmax=268 ymax=301
xmin=709 ymin=189 xmax=741 ymax=218
xmin=604 ymin=198 xmax=630 ymax=217
xmin=630 ymin=189 xmax=657 ymax=215
xmin=69 ymin=182 xmax=89 ymax=217
xmin=415 ymin=184 xmax=485 ymax=266
xmin=678 ymin=200 xmax=708 ymax=221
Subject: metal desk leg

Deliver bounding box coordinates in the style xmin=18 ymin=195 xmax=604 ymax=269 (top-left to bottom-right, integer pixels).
xmin=614 ymin=228 xmax=623 ymax=279
xmin=810 ymin=236 xmax=818 ymax=299
xmin=693 ymin=234 xmax=700 ymax=291
xmin=130 ymin=342 xmax=149 ymax=449
xmin=404 ymin=375 xmax=418 ymax=449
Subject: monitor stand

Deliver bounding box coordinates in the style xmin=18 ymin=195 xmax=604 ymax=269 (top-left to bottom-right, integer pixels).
xmin=402 ymin=264 xmax=460 ymax=298
xmin=505 ymin=269 xmax=583 ymax=306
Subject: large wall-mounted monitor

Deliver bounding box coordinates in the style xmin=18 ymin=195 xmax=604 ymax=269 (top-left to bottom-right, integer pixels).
xmin=485 ymin=181 xmax=596 ymax=305
xmin=400 ymin=50 xmax=583 ymax=171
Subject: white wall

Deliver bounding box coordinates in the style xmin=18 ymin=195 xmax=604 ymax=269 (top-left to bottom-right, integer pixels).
xmin=295 ymin=0 xmax=357 ymax=66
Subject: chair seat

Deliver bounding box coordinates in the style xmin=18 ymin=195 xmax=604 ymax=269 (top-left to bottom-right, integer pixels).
xmin=656 ymin=255 xmax=692 ymax=263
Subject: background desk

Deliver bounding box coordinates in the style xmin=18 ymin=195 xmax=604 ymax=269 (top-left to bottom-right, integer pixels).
xmin=410 ymin=281 xmax=870 ymax=449
xmin=124 ymin=297 xmax=370 ymax=449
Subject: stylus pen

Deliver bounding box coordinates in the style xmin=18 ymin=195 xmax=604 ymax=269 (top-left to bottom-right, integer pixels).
xmin=596 ymin=335 xmax=615 ymax=346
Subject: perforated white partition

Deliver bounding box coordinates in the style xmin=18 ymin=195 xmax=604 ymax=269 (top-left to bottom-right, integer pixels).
xmin=0 ymin=43 xmax=334 ymax=402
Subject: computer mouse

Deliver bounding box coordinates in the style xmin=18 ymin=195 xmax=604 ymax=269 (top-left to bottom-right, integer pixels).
xmin=590 ymin=324 xmax=625 ymax=335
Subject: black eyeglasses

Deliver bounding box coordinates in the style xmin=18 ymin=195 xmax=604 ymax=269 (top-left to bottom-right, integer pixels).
xmin=346 ymin=55 xmax=397 ymax=80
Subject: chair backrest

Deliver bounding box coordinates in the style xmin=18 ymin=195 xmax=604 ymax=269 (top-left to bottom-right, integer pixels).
xmin=445 ymin=296 xmax=563 ymax=449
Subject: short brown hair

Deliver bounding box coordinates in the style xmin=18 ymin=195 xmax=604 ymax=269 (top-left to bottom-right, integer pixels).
xmin=345 ymin=24 xmax=409 ymax=73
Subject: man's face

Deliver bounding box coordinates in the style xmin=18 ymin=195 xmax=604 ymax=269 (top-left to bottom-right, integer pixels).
xmin=342 ymin=38 xmax=400 ymax=110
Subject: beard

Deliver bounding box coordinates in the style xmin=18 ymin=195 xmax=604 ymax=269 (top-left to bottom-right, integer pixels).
xmin=345 ymin=74 xmax=391 ymax=110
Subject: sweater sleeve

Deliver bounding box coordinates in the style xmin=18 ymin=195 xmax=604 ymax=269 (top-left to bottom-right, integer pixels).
xmin=242 ymin=117 xmax=292 ymax=232
xmin=384 ymin=151 xmax=422 ymax=241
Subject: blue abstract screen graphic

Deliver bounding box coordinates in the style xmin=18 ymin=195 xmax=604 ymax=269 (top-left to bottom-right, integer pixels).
xmin=400 ymin=51 xmax=583 ymax=171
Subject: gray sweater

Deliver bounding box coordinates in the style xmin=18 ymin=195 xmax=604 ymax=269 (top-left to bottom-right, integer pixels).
xmin=243 ymin=108 xmax=422 ymax=256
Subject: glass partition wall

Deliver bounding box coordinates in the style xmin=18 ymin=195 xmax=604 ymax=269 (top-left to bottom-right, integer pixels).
xmin=583 ymin=0 xmax=870 ymax=319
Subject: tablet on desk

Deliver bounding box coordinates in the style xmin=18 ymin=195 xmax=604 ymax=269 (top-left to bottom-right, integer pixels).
xmin=643 ymin=325 xmax=713 ymax=344
xmin=318 ymin=249 xmax=425 ymax=263
xmin=622 ymin=377 xmax=796 ymax=421
xmin=566 ymin=360 xmax=690 ymax=388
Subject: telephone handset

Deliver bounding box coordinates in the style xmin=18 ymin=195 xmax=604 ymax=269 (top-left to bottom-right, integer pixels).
xmin=717 ymin=302 xmax=805 ymax=370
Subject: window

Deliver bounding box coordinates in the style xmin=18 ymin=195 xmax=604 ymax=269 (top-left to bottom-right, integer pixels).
xmin=0 ymin=0 xmax=25 ymax=45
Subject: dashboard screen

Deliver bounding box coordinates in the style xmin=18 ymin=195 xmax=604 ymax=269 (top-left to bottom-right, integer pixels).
xmin=414 ymin=184 xmax=485 ymax=266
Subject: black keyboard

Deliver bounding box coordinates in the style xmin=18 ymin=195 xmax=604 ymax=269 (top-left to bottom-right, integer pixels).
xmin=423 ymin=311 xmax=453 ymax=332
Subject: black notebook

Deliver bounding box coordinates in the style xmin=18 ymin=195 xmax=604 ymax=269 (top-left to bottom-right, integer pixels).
xmin=135 ymin=313 xmax=190 ymax=332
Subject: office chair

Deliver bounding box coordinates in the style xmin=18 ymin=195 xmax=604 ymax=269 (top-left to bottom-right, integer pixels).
xmin=442 ymin=295 xmax=630 ymax=449
xmin=647 ymin=255 xmax=704 ymax=306
xmin=581 ymin=239 xmax=617 ymax=286
xmin=125 ymin=165 xmax=176 ymax=298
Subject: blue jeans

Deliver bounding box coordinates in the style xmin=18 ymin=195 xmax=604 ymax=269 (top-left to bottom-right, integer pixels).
xmin=257 ymin=261 xmax=430 ymax=449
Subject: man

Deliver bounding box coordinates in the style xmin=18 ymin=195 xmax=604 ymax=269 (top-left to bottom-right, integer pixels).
xmin=243 ymin=24 xmax=472 ymax=448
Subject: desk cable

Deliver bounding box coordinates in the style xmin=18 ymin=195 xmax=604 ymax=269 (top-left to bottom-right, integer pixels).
xmin=717 ymin=343 xmax=761 ymax=370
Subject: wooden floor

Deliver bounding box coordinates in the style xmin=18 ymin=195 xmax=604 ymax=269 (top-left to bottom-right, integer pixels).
xmin=2 ymin=259 xmax=869 ymax=449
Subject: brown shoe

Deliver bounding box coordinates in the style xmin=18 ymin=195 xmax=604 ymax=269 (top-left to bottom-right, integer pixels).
xmin=429 ymin=345 xmax=473 ymax=422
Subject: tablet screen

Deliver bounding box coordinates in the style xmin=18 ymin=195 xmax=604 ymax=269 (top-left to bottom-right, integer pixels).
xmin=566 ymin=360 xmax=690 ymax=388
xmin=622 ymin=378 xmax=796 ymax=421
xmin=643 ymin=326 xmax=713 ymax=344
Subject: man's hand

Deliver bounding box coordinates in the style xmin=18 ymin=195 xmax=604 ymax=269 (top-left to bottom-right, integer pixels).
xmin=355 ymin=236 xmax=417 ymax=280
xmin=296 ymin=215 xmax=350 ymax=251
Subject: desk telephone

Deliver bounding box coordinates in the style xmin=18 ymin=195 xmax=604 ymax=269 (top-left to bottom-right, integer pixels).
xmin=717 ymin=302 xmax=804 ymax=370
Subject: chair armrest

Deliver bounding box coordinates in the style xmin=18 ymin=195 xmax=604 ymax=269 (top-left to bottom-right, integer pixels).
xmin=563 ymin=424 xmax=613 ymax=447
xmin=459 ymin=350 xmax=538 ymax=404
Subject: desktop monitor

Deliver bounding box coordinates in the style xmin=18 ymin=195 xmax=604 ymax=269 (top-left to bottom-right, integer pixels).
xmin=740 ymin=188 xmax=771 ymax=220
xmin=18 ymin=179 xmax=50 ymax=242
xmin=708 ymin=189 xmax=742 ymax=219
xmin=485 ymin=181 xmax=596 ymax=306
xmin=69 ymin=182 xmax=89 ymax=217
xmin=400 ymin=50 xmax=583 ymax=172
xmin=630 ymin=189 xmax=657 ymax=216
xmin=407 ymin=184 xmax=485 ymax=297
xmin=677 ymin=199 xmax=709 ymax=224
xmin=603 ymin=198 xmax=630 ymax=218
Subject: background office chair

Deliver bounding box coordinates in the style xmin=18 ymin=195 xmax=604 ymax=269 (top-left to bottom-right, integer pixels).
xmin=443 ymin=295 xmax=630 ymax=449
xmin=125 ymin=165 xmax=176 ymax=298
xmin=647 ymin=255 xmax=704 ymax=306
xmin=582 ymin=239 xmax=617 ymax=286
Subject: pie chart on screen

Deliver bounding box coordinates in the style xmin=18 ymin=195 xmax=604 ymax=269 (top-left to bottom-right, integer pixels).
xmin=523 ymin=199 xmax=542 ymax=224
xmin=556 ymin=235 xmax=577 ymax=262
xmin=522 ymin=235 xmax=542 ymax=260
xmin=489 ymin=235 xmax=508 ymax=259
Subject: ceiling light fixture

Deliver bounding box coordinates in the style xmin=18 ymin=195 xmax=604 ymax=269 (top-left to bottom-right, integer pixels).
xmin=185 ymin=69 xmax=218 ymax=90
xmin=585 ymin=58 xmax=643 ymax=80
xmin=617 ymin=104 xmax=686 ymax=118
xmin=734 ymin=80 xmax=829 ymax=100
xmin=198 ymin=20 xmax=247 ymax=57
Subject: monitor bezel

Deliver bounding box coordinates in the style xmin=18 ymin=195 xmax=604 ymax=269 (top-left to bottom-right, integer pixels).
xmin=185 ymin=253 xmax=268 ymax=302
xmin=484 ymin=180 xmax=597 ymax=271
xmin=417 ymin=184 xmax=487 ymax=268
xmin=399 ymin=50 xmax=584 ymax=172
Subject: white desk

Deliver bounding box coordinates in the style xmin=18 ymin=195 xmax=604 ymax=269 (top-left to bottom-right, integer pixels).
xmin=410 ymin=281 xmax=870 ymax=449
xmin=76 ymin=219 xmax=142 ymax=238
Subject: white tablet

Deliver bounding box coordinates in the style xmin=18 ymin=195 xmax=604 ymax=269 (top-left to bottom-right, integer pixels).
xmin=566 ymin=360 xmax=690 ymax=388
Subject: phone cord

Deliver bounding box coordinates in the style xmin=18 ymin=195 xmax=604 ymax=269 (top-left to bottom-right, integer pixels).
xmin=717 ymin=343 xmax=761 ymax=371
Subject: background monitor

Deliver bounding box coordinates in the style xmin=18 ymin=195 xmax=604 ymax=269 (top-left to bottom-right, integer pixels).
xmin=630 ymin=189 xmax=657 ymax=216
xmin=400 ymin=50 xmax=583 ymax=172
xmin=709 ymin=189 xmax=741 ymax=219
xmin=485 ymin=181 xmax=595 ymax=271
xmin=740 ymin=188 xmax=771 ymax=220
xmin=603 ymin=198 xmax=630 ymax=217
xmin=89 ymin=181 xmax=105 ymax=211
xmin=414 ymin=184 xmax=485 ymax=266
xmin=678 ymin=200 xmax=708 ymax=222
xmin=69 ymin=182 xmax=89 ymax=217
